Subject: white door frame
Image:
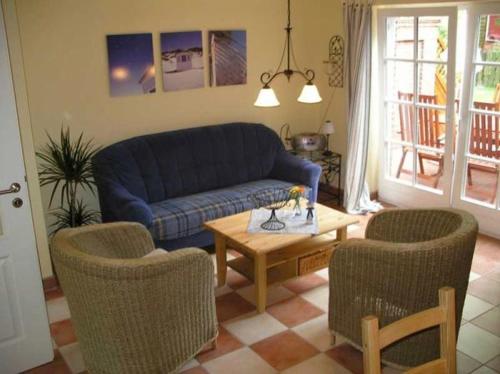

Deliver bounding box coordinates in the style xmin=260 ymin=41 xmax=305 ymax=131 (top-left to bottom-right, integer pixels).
xmin=452 ymin=2 xmax=500 ymax=238
xmin=377 ymin=7 xmax=458 ymax=208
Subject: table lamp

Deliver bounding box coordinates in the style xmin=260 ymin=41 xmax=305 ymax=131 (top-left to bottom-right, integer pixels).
xmin=321 ymin=120 xmax=335 ymax=156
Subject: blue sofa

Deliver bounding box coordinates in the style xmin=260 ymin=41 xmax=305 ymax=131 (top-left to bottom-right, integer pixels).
xmin=92 ymin=123 xmax=321 ymax=250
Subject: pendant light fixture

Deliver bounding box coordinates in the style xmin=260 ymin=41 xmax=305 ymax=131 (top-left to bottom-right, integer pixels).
xmin=254 ymin=0 xmax=322 ymax=107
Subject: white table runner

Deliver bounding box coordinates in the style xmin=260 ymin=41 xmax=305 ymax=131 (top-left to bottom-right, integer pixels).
xmin=247 ymin=207 xmax=319 ymax=234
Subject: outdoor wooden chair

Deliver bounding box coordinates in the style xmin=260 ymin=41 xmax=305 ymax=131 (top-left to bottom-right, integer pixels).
xmin=362 ymin=287 xmax=456 ymax=374
xmin=468 ymin=101 xmax=500 ymax=203
xmin=397 ymin=92 xmax=444 ymax=188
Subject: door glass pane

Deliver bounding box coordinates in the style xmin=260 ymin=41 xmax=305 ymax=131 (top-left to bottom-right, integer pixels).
xmin=417 ymin=63 xmax=447 ymax=105
xmin=475 ymin=14 xmax=500 ymax=63
xmin=417 ymin=106 xmax=447 ymax=147
xmin=464 ymin=159 xmax=498 ymax=205
xmin=388 ymin=143 xmax=414 ymax=182
xmin=417 ymin=16 xmax=449 ymax=61
xmin=473 ymin=65 xmax=500 ymax=109
xmin=388 ymin=102 xmax=413 ymax=142
xmin=416 ymin=149 xmax=444 ymax=190
xmin=386 ymin=17 xmax=414 ymax=59
xmin=387 ymin=61 xmax=414 ymax=100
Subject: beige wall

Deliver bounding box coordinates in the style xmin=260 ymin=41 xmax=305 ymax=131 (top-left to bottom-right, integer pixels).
xmin=14 ymin=0 xmax=347 ymax=278
xmin=2 ymin=0 xmax=52 ymax=280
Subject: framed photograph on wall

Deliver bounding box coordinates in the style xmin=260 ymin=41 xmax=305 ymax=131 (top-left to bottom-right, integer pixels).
xmin=161 ymin=31 xmax=204 ymax=92
xmin=208 ymin=30 xmax=247 ymax=87
xmin=106 ymin=33 xmax=155 ymax=97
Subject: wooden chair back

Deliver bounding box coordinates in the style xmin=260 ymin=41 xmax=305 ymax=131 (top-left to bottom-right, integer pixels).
xmin=398 ymin=92 xmax=441 ymax=148
xmin=470 ymin=101 xmax=500 ymax=160
xmin=362 ymin=287 xmax=456 ymax=374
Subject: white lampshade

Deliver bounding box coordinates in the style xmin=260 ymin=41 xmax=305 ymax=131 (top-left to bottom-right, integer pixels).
xmin=254 ymin=87 xmax=280 ymax=107
xmin=297 ymin=83 xmax=322 ymax=104
xmin=321 ymin=120 xmax=335 ymax=134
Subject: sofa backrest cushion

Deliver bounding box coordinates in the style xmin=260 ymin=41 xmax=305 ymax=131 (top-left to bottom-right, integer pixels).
xmin=92 ymin=123 xmax=284 ymax=203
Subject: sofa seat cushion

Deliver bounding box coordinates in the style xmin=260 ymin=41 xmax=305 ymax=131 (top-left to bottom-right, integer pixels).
xmin=149 ymin=179 xmax=293 ymax=241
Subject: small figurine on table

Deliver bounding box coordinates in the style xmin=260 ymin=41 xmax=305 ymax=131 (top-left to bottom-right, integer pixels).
xmin=306 ymin=204 xmax=314 ymax=224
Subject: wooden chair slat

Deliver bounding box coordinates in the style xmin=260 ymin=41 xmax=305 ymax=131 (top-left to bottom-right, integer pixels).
xmin=362 ymin=287 xmax=456 ymax=374
xmin=379 ymin=306 xmax=445 ymax=349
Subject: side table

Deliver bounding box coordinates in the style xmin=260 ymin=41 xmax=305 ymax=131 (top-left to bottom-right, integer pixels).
xmin=288 ymin=150 xmax=342 ymax=205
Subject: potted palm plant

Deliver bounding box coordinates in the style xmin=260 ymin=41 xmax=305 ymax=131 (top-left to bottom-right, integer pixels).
xmin=37 ymin=127 xmax=101 ymax=233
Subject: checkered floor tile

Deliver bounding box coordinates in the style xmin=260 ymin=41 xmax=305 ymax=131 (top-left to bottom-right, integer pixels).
xmin=25 ymin=204 xmax=500 ymax=373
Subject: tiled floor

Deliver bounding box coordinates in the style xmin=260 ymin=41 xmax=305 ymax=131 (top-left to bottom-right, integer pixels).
xmin=28 ymin=201 xmax=500 ymax=374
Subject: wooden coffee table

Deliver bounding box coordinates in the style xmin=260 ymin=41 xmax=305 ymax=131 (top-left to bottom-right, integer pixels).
xmin=204 ymin=202 xmax=358 ymax=313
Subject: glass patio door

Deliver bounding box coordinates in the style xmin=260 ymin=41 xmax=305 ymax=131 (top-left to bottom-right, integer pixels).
xmin=452 ymin=3 xmax=500 ymax=237
xmin=377 ymin=8 xmax=458 ymax=208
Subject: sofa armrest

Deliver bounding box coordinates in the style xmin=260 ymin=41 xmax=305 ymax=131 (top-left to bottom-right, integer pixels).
xmin=100 ymin=179 xmax=153 ymax=228
xmin=270 ymin=152 xmax=322 ymax=201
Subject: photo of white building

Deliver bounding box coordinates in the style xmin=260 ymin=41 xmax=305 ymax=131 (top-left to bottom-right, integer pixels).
xmin=161 ymin=31 xmax=204 ymax=92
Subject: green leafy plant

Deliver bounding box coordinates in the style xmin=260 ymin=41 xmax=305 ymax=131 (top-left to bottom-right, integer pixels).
xmin=37 ymin=127 xmax=101 ymax=233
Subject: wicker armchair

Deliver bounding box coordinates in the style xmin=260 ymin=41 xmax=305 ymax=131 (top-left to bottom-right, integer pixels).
xmin=328 ymin=208 xmax=478 ymax=369
xmin=51 ymin=222 xmax=217 ymax=374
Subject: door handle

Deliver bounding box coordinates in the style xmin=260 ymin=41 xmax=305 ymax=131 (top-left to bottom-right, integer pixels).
xmin=0 ymin=183 xmax=21 ymax=196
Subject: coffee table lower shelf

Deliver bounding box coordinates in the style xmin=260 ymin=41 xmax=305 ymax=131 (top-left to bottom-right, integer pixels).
xmin=227 ymin=232 xmax=340 ymax=288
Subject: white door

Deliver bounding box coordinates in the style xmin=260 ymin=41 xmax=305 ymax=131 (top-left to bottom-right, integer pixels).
xmin=377 ymin=8 xmax=458 ymax=208
xmin=452 ymin=3 xmax=500 ymax=238
xmin=0 ymin=2 xmax=53 ymax=373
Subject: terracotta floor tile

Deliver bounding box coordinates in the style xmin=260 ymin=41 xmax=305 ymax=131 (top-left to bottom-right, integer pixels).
xmin=23 ymin=350 xmax=71 ymax=374
xmin=44 ymin=288 xmax=64 ymax=301
xmin=468 ymin=278 xmax=500 ymax=305
xmin=251 ymin=330 xmax=319 ymax=371
xmin=236 ymin=284 xmax=294 ymax=307
xmin=267 ymin=296 xmax=325 ymax=327
xmin=325 ymin=343 xmax=364 ymax=374
xmin=215 ymin=292 xmax=255 ymax=323
xmin=472 ymin=254 xmax=498 ymax=275
xmin=476 ymin=237 xmax=500 ymax=263
xmin=282 ymin=273 xmax=328 ymax=294
xmin=50 ymin=319 xmax=77 ymax=347
xmin=197 ymin=326 xmax=243 ymax=363
xmin=226 ymin=270 xmax=252 ymax=290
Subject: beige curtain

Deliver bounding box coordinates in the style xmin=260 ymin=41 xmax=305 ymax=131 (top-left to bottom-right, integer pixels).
xmin=343 ymin=0 xmax=381 ymax=214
